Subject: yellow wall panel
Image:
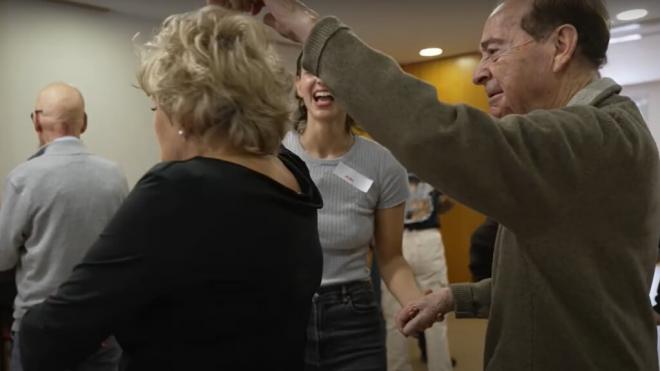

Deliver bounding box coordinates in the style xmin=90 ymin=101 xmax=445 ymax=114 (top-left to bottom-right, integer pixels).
xmin=403 ymin=54 xmax=489 ymax=284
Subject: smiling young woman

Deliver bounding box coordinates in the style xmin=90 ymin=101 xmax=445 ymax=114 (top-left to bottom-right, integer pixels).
xmin=280 ymin=55 xmax=424 ymax=371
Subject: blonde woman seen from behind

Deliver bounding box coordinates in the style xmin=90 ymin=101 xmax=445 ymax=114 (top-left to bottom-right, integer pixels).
xmin=18 ymin=6 xmax=323 ymax=371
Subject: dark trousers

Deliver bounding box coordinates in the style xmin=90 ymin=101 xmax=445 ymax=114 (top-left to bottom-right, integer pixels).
xmin=305 ymin=280 xmax=386 ymax=371
xmin=11 ymin=331 xmax=121 ymax=371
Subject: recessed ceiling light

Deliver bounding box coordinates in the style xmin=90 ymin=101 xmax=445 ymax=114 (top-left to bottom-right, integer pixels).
xmin=610 ymin=23 xmax=641 ymax=34
xmin=609 ymin=34 xmax=642 ymax=45
xmin=616 ymin=9 xmax=648 ymax=21
xmin=419 ymin=48 xmax=443 ymax=57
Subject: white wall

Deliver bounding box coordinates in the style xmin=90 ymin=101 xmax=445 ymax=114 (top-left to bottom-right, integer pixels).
xmin=622 ymin=80 xmax=660 ymax=144
xmin=0 ymin=0 xmax=161 ymax=187
xmin=0 ymin=0 xmax=300 ymax=189
xmin=601 ymin=32 xmax=660 ymax=87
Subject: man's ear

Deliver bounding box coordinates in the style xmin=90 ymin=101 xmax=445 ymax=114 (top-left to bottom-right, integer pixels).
xmin=551 ymin=24 xmax=579 ymax=73
xmin=33 ymin=116 xmax=42 ymax=134
xmin=81 ymin=113 xmax=88 ymax=135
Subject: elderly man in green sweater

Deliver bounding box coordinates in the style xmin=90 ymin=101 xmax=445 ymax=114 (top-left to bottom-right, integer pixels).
xmin=214 ymin=0 xmax=660 ymax=369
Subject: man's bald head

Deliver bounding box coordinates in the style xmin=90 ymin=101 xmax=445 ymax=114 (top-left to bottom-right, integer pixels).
xmin=33 ymin=82 xmax=87 ymax=146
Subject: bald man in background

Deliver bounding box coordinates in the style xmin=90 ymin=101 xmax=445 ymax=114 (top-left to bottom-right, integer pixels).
xmin=0 ymin=82 xmax=128 ymax=371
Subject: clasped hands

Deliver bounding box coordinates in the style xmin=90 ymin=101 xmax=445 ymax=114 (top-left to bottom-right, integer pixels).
xmin=395 ymin=287 xmax=455 ymax=337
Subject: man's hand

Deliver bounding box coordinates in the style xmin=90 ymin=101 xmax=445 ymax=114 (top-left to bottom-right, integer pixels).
xmin=207 ymin=0 xmax=319 ymax=44
xmin=261 ymin=0 xmax=319 ymax=44
xmin=395 ymin=287 xmax=455 ymax=337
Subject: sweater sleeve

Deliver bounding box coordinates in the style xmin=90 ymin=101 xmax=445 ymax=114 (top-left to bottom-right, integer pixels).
xmin=451 ymin=279 xmax=491 ymax=318
xmin=19 ymin=170 xmax=192 ymax=371
xmin=301 ymin=17 xmax=648 ymax=236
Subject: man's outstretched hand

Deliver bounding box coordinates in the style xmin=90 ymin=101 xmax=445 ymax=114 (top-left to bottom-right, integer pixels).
xmin=207 ymin=0 xmax=319 ymax=44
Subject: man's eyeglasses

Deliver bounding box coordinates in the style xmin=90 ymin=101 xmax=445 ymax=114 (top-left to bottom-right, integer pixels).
xmin=30 ymin=110 xmax=43 ymax=121
xmin=480 ymin=39 xmax=535 ymax=66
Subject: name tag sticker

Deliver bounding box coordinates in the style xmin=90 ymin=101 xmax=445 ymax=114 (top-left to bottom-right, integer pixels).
xmin=333 ymin=162 xmax=373 ymax=193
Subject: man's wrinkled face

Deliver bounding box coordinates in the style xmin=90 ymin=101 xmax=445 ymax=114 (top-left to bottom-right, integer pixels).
xmin=472 ymin=0 xmax=554 ymax=118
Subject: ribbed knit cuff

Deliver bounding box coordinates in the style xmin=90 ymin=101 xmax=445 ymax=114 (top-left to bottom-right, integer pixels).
xmin=450 ymin=283 xmax=477 ymax=318
xmin=302 ymin=16 xmax=349 ymax=76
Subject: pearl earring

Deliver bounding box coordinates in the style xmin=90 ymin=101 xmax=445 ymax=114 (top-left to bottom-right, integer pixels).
xmin=177 ymin=130 xmax=184 ymax=136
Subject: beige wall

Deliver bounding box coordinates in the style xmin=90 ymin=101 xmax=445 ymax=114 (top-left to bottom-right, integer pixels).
xmin=0 ymin=0 xmax=159 ymax=187
xmin=0 ymin=0 xmax=300 ymax=190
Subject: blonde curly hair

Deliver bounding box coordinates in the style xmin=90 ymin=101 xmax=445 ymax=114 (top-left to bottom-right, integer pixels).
xmin=137 ymin=5 xmax=293 ymax=155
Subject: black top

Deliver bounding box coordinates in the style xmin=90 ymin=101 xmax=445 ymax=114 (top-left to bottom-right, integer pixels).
xmin=19 ymin=149 xmax=323 ymax=371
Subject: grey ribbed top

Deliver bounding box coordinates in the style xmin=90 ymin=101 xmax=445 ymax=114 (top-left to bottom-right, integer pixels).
xmin=283 ymin=132 xmax=408 ymax=285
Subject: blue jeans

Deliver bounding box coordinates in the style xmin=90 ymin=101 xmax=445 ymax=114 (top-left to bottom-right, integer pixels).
xmin=11 ymin=331 xmax=121 ymax=371
xmin=305 ymin=280 xmax=386 ymax=371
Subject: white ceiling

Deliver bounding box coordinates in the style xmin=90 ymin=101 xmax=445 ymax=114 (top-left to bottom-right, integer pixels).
xmin=52 ymin=0 xmax=660 ymax=84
